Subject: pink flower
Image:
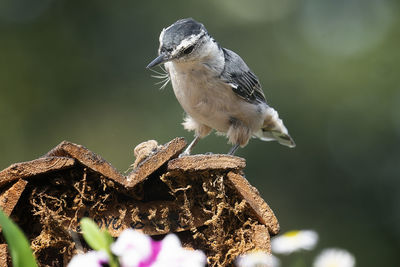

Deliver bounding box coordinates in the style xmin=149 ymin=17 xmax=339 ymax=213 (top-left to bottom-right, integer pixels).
xmin=111 ymin=229 xmax=153 ymax=267
xmin=151 ymin=234 xmax=206 ymax=267
xmin=111 ymin=229 xmax=206 ymax=267
xmin=68 ymin=250 xmax=109 ymax=267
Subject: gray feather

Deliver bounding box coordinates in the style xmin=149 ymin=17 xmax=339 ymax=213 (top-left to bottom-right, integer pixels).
xmin=220 ymin=48 xmax=266 ymax=104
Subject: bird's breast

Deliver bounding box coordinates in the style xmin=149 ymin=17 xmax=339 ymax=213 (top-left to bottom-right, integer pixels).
xmin=165 ymin=61 xmax=265 ymax=133
xmin=166 ymin=61 xmax=222 ymax=110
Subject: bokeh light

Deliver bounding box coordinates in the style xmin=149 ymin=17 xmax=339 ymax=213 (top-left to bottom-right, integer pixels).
xmin=212 ymin=0 xmax=298 ymax=23
xmin=0 ymin=0 xmax=53 ymax=23
xmin=300 ymin=0 xmax=395 ymax=57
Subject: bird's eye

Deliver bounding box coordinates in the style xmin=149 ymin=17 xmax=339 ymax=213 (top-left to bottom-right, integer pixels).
xmin=183 ymin=45 xmax=195 ymax=55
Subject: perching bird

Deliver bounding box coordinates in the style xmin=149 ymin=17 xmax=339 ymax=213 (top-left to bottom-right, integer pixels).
xmin=147 ymin=18 xmax=295 ymax=155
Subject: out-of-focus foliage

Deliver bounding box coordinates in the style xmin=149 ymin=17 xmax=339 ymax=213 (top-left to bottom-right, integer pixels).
xmin=0 ymin=210 xmax=38 ymax=267
xmin=80 ymin=218 xmax=118 ymax=267
xmin=0 ymin=0 xmax=399 ymax=266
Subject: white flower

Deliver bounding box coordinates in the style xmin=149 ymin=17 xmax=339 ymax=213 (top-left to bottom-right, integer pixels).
xmin=68 ymin=250 xmax=109 ymax=267
xmin=152 ymin=234 xmax=207 ymax=267
xmin=111 ymin=229 xmax=152 ymax=267
xmin=235 ymin=251 xmax=280 ymax=267
xmin=313 ymin=248 xmax=355 ymax=267
xmin=111 ymin=229 xmax=206 ymax=267
xmin=271 ymin=230 xmax=318 ymax=255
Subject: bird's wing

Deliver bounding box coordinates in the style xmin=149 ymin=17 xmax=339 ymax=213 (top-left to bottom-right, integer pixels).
xmin=220 ymin=48 xmax=266 ymax=104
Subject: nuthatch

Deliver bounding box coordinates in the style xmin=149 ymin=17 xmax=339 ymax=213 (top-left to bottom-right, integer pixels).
xmin=147 ymin=18 xmax=295 ymax=155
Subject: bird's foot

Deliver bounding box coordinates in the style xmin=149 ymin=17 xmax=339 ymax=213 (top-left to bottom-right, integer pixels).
xmin=179 ymin=150 xmax=190 ymax=158
xmin=228 ymin=144 xmax=240 ymax=155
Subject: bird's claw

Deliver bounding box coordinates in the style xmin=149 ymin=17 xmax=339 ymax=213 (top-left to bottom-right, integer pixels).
xmin=179 ymin=151 xmax=190 ymax=158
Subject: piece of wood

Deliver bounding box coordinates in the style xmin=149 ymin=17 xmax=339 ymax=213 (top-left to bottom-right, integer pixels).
xmin=0 ymin=179 xmax=28 ymax=216
xmin=126 ymin=138 xmax=186 ymax=188
xmin=168 ymin=154 xmax=246 ymax=172
xmin=0 ymin=157 xmax=75 ymax=187
xmin=226 ymin=172 xmax=279 ymax=235
xmin=46 ymin=141 xmax=128 ymax=187
xmin=0 ymin=138 xmax=279 ymax=267
xmin=0 ymin=244 xmax=8 ymax=267
xmin=251 ymin=224 xmax=271 ymax=252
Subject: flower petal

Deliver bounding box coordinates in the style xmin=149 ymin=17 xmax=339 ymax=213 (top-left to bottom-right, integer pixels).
xmin=271 ymin=230 xmax=318 ymax=254
xmin=313 ymin=248 xmax=355 ymax=267
xmin=235 ymin=251 xmax=280 ymax=267
xmin=68 ymin=250 xmax=109 ymax=267
xmin=151 ymin=234 xmax=207 ymax=267
xmin=111 ymin=229 xmax=152 ymax=267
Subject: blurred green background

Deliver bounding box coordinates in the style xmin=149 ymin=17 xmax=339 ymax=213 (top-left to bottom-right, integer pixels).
xmin=1 ymin=0 xmax=399 ymax=265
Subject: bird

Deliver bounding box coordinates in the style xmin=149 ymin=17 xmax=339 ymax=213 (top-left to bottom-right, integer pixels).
xmin=146 ymin=18 xmax=295 ymax=156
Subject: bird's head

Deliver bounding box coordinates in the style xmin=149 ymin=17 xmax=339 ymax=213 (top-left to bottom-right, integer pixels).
xmin=147 ymin=18 xmax=214 ymax=68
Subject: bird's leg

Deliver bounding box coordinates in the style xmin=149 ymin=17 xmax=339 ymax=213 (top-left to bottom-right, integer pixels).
xmin=180 ymin=135 xmax=201 ymax=157
xmin=228 ymin=144 xmax=240 ymax=155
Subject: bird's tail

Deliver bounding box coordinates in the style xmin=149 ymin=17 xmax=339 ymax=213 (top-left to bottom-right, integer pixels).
xmin=254 ymin=107 xmax=296 ymax=148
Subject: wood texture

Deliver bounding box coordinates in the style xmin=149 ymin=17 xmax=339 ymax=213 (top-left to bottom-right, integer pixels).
xmin=0 ymin=138 xmax=280 ymax=266
xmin=227 ymin=171 xmax=280 ymax=235
xmin=0 ymin=157 xmax=75 ymax=187
xmin=168 ymin=154 xmax=246 ymax=172
xmin=46 ymin=141 xmax=128 ymax=187
xmin=0 ymin=244 xmax=8 ymax=267
xmin=251 ymin=225 xmax=271 ymax=252
xmin=0 ymin=179 xmax=28 ymax=216
xmin=126 ymin=137 xmax=186 ymax=188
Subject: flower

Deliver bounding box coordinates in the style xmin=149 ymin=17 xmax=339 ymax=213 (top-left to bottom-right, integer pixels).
xmin=313 ymin=248 xmax=355 ymax=267
xmin=111 ymin=229 xmax=206 ymax=267
xmin=68 ymin=250 xmax=109 ymax=267
xmin=151 ymin=234 xmax=206 ymax=267
xmin=111 ymin=229 xmax=153 ymax=266
xmin=235 ymin=251 xmax=280 ymax=267
xmin=271 ymin=230 xmax=318 ymax=255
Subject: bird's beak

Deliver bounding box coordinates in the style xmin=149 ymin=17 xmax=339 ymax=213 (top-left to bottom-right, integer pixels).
xmin=146 ymin=53 xmax=168 ymax=69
